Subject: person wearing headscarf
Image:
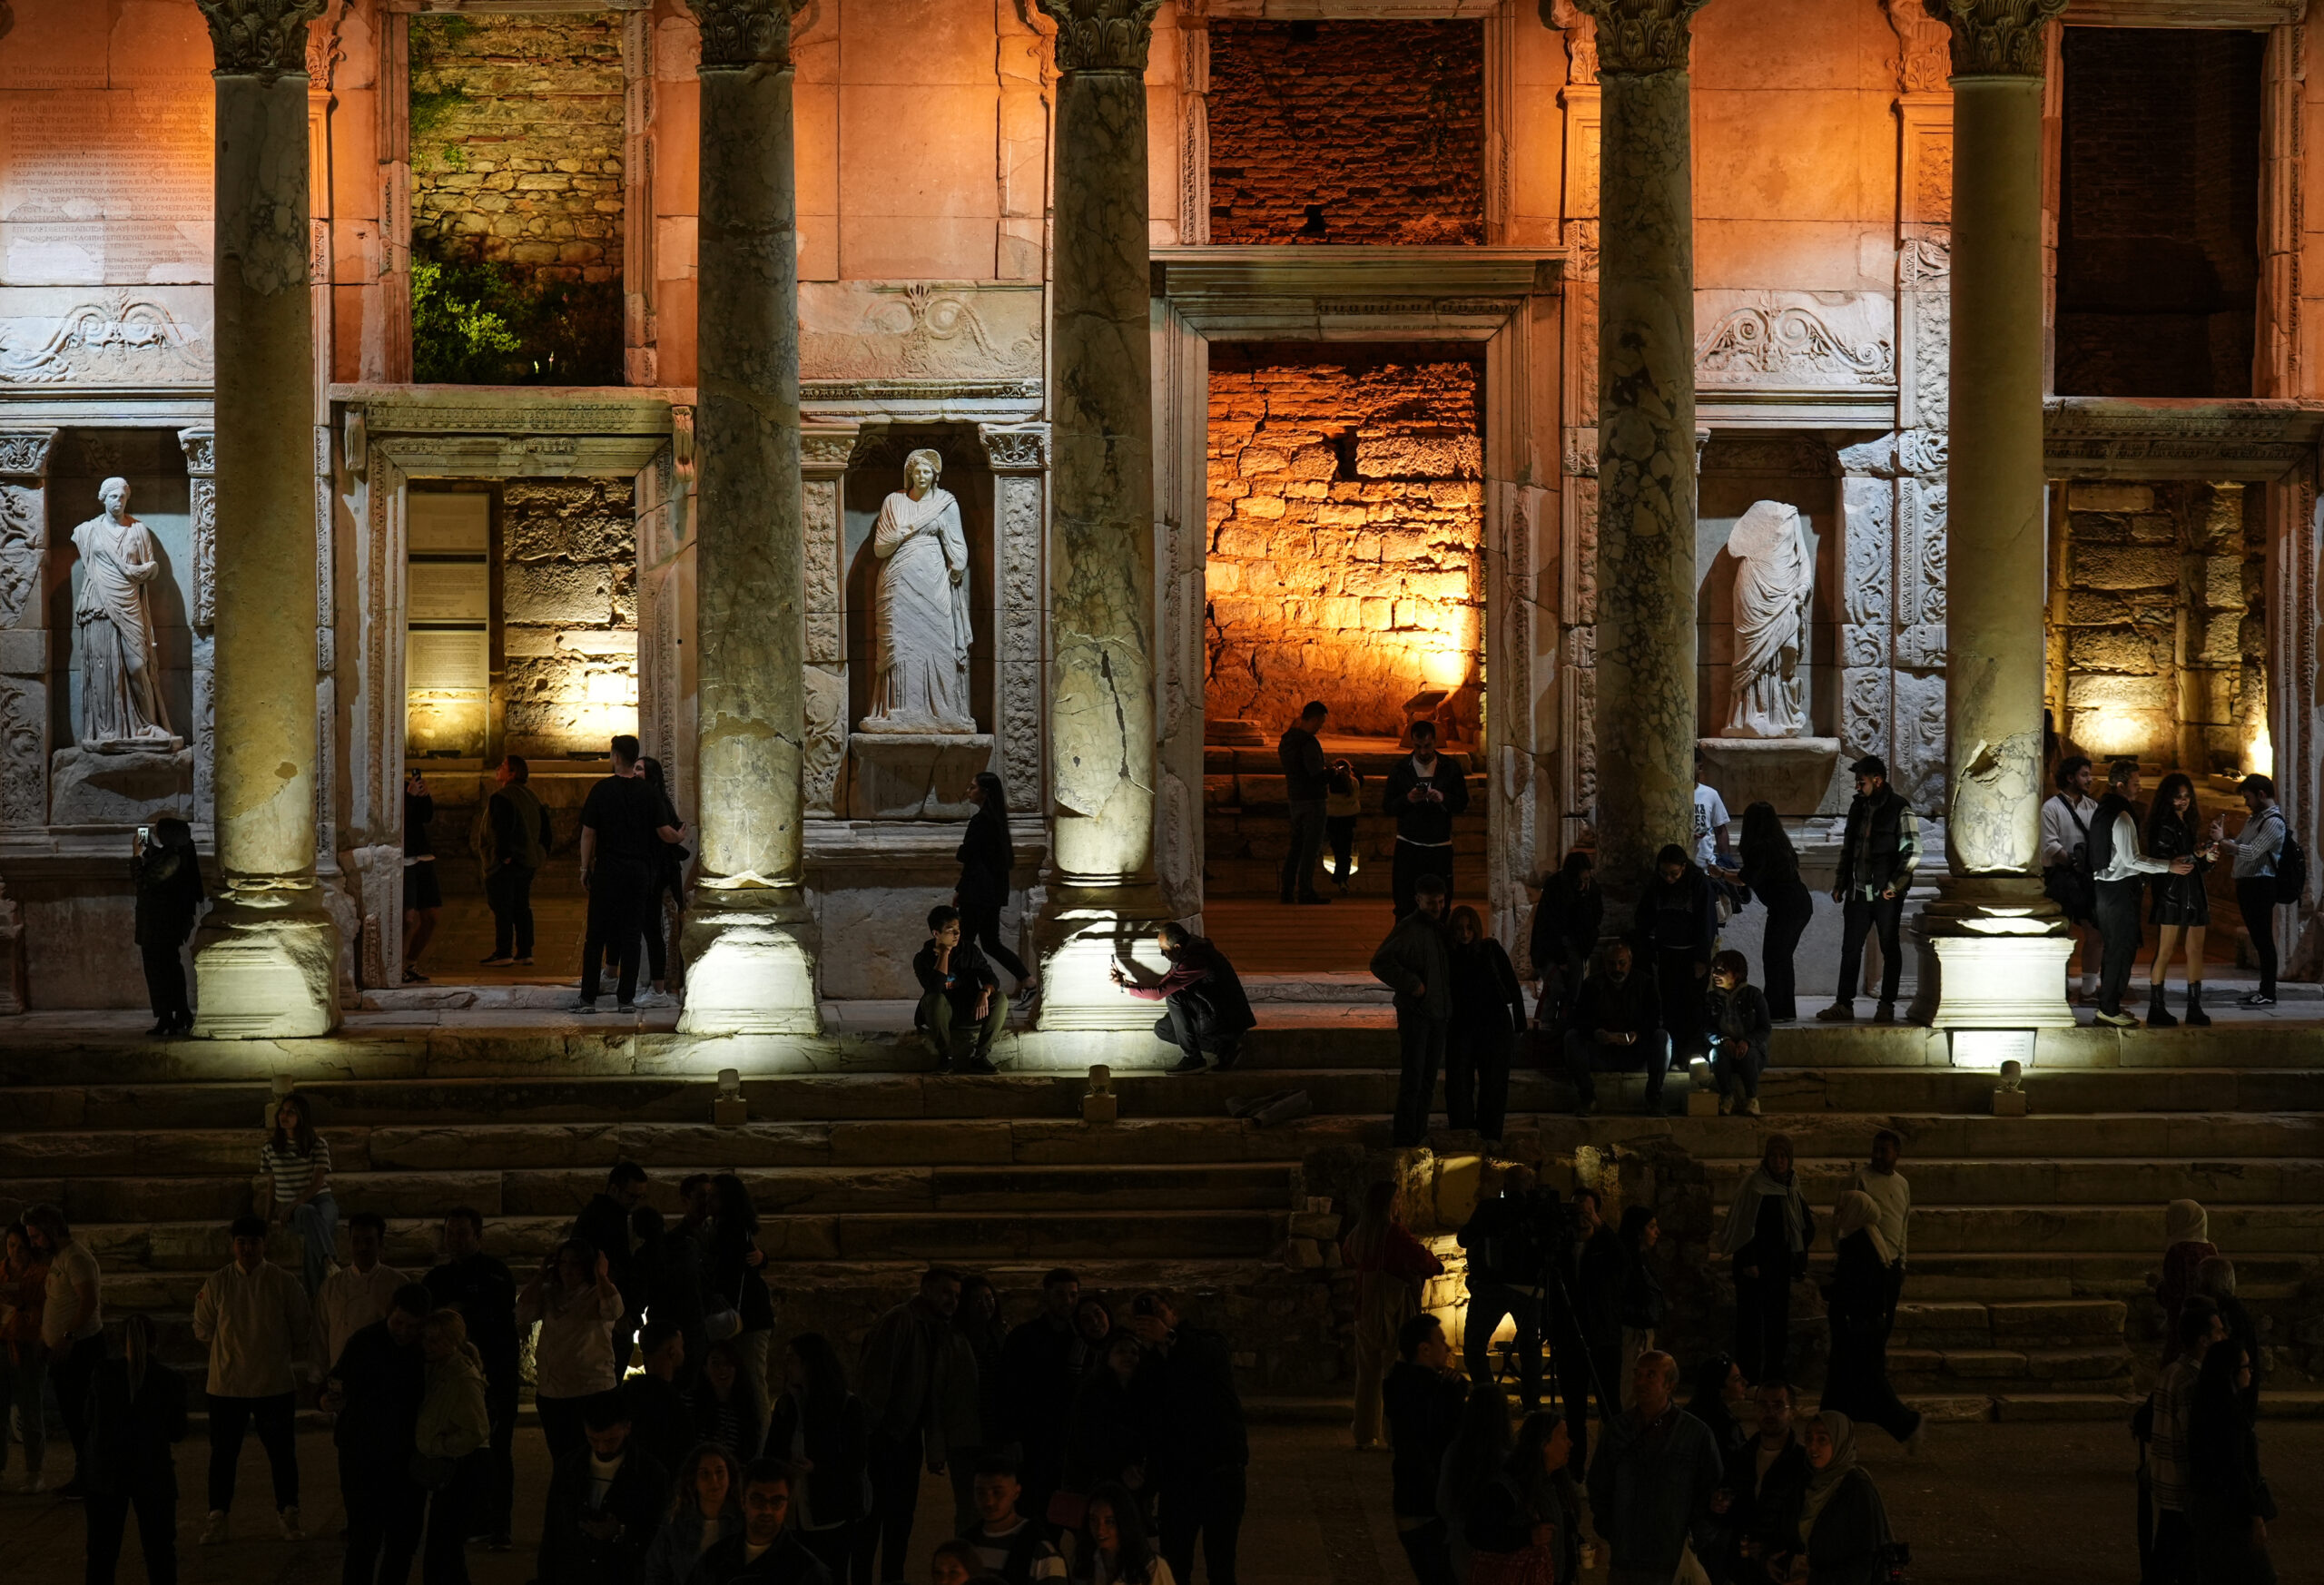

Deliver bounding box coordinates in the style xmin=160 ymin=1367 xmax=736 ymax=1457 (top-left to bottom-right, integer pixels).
xmin=1771 ymin=1413 xmax=1896 ymax=1585
xmin=1715 ymin=1136 xmax=1815 ymax=1383
xmin=2158 ymin=1199 xmax=2219 ymax=1366
xmin=1819 ymin=1192 xmax=1924 ymax=1450
xmin=2199 ymin=1257 xmax=2264 ymax=1418
xmin=2188 ymin=1342 xmax=2276 ymax=1584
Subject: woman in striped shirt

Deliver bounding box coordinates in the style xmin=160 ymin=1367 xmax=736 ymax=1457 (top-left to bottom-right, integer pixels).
xmin=255 ymin=1093 xmax=336 ymax=1295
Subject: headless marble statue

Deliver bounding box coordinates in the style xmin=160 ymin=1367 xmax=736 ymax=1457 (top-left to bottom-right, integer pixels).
xmin=862 ymin=448 xmax=975 ymax=733
xmin=1722 ymin=498 xmax=1812 ymax=740
xmin=72 ymin=476 xmax=176 ymax=752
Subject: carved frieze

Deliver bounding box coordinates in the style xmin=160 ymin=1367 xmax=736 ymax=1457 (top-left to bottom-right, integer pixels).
xmin=1700 ymin=436 xmax=1842 ymax=477
xmin=1886 ymin=0 xmax=1954 ymax=94
xmin=1942 ymin=0 xmax=2069 ymax=78
xmin=802 ymin=665 xmax=846 ymax=817
xmin=180 ymin=428 xmax=216 ymax=628
xmin=1842 ymin=665 xmax=1889 ymax=763
xmin=1571 ymin=0 xmax=1709 ymax=74
xmin=979 ymin=426 xmax=1049 ymax=472
xmin=1697 ymin=293 xmax=1896 ymax=388
xmin=999 ymin=471 xmax=1046 ymax=799
xmin=1036 ymin=0 xmax=1164 ymax=74
xmin=0 ymin=294 xmax=213 ymax=386
xmin=686 ymin=0 xmax=803 ymax=69
xmin=801 ymin=282 xmax=1041 ymax=384
xmin=0 ymin=677 xmax=42 ymax=825
xmin=0 ymin=431 xmax=54 ymax=479
xmin=195 ymin=0 xmax=327 ymax=77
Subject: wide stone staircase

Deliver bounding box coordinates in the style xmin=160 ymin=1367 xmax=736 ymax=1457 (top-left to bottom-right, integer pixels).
xmin=1 ymin=1010 xmax=2319 ymax=1423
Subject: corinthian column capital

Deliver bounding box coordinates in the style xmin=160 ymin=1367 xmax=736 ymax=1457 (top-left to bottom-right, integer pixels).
xmin=1943 ymin=0 xmax=2067 ymax=78
xmin=1036 ymin=0 xmax=1165 ymax=74
xmin=686 ymin=0 xmax=806 ymax=71
xmin=1570 ymin=0 xmax=1709 ymax=75
xmin=194 ymin=0 xmax=327 ymax=79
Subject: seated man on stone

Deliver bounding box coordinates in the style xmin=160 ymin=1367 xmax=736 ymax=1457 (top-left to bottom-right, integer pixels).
xmin=1109 ymin=920 xmax=1257 ymax=1075
xmin=1561 ymin=937 xmax=1670 ymax=1117
xmin=914 ymin=905 xmax=1007 ymax=1076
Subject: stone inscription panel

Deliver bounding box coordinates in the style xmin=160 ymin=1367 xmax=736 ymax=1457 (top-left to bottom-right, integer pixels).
xmin=0 ymin=90 xmax=213 ymax=285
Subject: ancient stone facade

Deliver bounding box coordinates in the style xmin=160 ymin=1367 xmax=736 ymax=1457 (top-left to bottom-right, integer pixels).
xmin=501 ymin=477 xmax=639 ymax=759
xmin=1203 ymin=346 xmax=1484 ymax=737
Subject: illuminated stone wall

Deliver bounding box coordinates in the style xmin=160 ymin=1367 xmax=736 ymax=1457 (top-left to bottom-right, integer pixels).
xmin=1205 ymin=345 xmax=1483 ymax=739
xmin=502 ymin=478 xmax=637 ymax=758
xmin=2056 ymin=480 xmax=2263 ymax=773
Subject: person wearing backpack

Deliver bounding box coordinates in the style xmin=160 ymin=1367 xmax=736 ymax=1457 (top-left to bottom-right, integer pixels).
xmin=2040 ymin=755 xmax=2102 ymax=1004
xmin=2211 ymin=773 xmax=2296 ymax=1009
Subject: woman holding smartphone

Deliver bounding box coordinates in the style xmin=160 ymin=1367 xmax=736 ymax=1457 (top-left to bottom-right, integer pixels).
xmin=130 ymin=816 xmax=204 ymax=1036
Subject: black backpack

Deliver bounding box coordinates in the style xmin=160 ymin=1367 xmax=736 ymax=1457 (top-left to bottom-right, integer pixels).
xmin=2276 ymin=817 xmax=2307 ymax=905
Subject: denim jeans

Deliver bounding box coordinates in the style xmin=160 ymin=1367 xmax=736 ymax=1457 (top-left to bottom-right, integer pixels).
xmin=286 ymin=1191 xmax=338 ymax=1295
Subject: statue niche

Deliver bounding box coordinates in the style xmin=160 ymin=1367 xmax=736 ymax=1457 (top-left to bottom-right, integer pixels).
xmin=1720 ymin=498 xmax=1813 ymax=740
xmin=859 ymin=448 xmax=975 ymax=734
xmin=73 ymin=477 xmax=178 ymax=753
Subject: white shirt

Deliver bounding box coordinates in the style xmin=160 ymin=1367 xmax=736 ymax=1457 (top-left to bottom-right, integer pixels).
xmin=2095 ymin=810 xmax=2171 ymax=882
xmin=2041 ymin=792 xmax=2097 ymax=869
xmin=41 ymin=1239 xmax=102 ymax=1347
xmin=315 ymin=1259 xmax=408 ymax=1373
xmin=1693 ymin=783 xmax=1731 ymax=868
xmin=1846 ymin=1166 xmax=1912 ymax=1262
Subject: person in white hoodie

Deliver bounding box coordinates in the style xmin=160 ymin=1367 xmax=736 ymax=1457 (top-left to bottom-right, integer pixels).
xmin=414 ymin=1308 xmax=492 ymax=1584
xmin=2087 ymin=758 xmax=2192 ymax=1029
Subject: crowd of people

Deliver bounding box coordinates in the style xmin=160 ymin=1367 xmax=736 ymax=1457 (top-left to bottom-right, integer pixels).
xmin=0 ymin=1150 xmax=1248 ymax=1585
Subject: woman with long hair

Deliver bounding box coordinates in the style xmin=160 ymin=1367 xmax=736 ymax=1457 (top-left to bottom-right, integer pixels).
xmin=635 ymin=756 xmax=687 ymax=1003
xmin=1738 ymin=801 xmax=1814 ymax=1022
xmin=515 ymin=1237 xmax=622 ymax=1464
xmin=955 ymin=769 xmax=1039 ymax=1009
xmin=1618 ymin=1206 xmax=1665 ymax=1401
xmin=767 ymin=1332 xmax=872 ymax=1583
xmin=1529 ymin=849 xmax=1604 ymax=1032
xmin=2189 ymin=1342 xmax=2277 ymax=1583
xmin=131 ymin=814 xmax=204 ymax=1036
xmin=1063 ymin=1331 xmax=1148 ymax=1496
xmin=688 ymin=1340 xmax=762 ymax=1462
xmin=1341 ymin=1179 xmax=1443 ymax=1451
xmin=704 ymin=1173 xmax=775 ymax=1427
xmin=1439 ymin=1379 xmax=1514 ymax=1575
xmin=255 ymin=1091 xmax=336 ymax=1295
xmin=1071 ymin=1481 xmax=1174 ymax=1585
xmin=1464 ymin=1410 xmax=1580 ymax=1585
xmin=643 ymin=1443 xmax=743 ymax=1585
xmin=2145 ymin=771 xmax=2212 ymax=1027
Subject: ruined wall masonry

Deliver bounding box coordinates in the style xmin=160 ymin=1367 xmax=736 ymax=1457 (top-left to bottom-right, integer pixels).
xmin=409 ymin=14 xmax=625 ymax=285
xmin=1206 ymin=20 xmax=1485 ymax=246
xmin=501 ymin=478 xmax=637 ymax=758
xmin=1205 ymin=346 xmax=1484 ymax=738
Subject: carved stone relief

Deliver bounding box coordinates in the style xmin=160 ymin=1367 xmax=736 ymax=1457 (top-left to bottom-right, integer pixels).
xmin=0 ymin=293 xmax=214 ymax=385
xmin=1885 ymin=0 xmax=1953 ymax=95
xmin=993 ymin=463 xmax=1046 ymax=802
xmin=803 ymin=664 xmax=846 ymax=817
xmin=1696 ymin=291 xmax=1896 ymax=388
xmin=0 ymin=676 xmax=42 ymax=824
xmin=181 ymin=428 xmax=216 ymax=628
xmin=799 ymin=282 xmax=1042 ymax=384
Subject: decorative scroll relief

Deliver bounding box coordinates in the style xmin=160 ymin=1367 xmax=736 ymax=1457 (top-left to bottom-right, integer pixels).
xmin=1035 ymin=0 xmax=1164 ymax=74
xmin=1942 ymin=0 xmax=2070 ymax=78
xmin=0 ymin=677 xmax=40 ymax=824
xmin=980 ymin=427 xmax=1049 ymax=472
xmin=1571 ymin=0 xmax=1709 ymax=74
xmin=0 ymin=431 xmax=54 ymax=480
xmin=0 ymin=294 xmax=212 ymax=385
xmin=799 ymin=281 xmax=1041 ymax=384
xmin=1551 ymin=0 xmax=1600 ymax=84
xmin=1886 ymin=0 xmax=1954 ymax=94
xmin=1695 ymin=292 xmax=1895 ymax=387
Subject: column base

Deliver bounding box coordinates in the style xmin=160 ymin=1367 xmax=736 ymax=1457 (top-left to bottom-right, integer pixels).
xmin=678 ymin=889 xmax=821 ymax=1036
xmin=1035 ymin=881 xmax=1176 ymax=1032
xmin=191 ymin=892 xmax=342 ymax=1039
xmin=1919 ymin=875 xmax=2075 ymax=1033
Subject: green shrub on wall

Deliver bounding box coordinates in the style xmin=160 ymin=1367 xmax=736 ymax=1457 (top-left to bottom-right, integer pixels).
xmin=410 ymin=256 xmax=622 ymax=386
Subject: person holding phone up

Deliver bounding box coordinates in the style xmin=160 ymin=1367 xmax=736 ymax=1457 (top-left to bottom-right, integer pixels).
xmin=131 ymin=816 xmax=204 ymax=1037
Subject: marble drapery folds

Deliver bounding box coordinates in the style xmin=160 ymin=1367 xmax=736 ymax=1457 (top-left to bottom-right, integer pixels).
xmin=70 ymin=480 xmax=174 ymax=751
xmin=1723 ymin=499 xmax=1811 ymax=740
xmin=863 ymin=450 xmax=974 ymax=733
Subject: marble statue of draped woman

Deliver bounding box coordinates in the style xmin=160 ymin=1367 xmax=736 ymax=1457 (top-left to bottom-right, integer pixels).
xmin=73 ymin=476 xmax=175 ymax=751
xmin=862 ymin=448 xmax=975 ymax=733
xmin=1721 ymin=498 xmax=1812 ymax=740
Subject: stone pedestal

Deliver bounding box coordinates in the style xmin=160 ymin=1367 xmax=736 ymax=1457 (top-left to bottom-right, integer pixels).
xmin=847 ymin=733 xmax=992 ymax=821
xmin=677 ymin=0 xmax=819 ymax=1036
xmin=1033 ymin=1 xmax=1173 ymax=1030
xmin=1925 ymin=0 xmax=2072 ymax=1031
xmin=49 ymin=747 xmax=194 ymax=827
xmin=191 ymin=3 xmax=339 ymax=1039
xmin=1695 ymin=736 xmax=1848 ymax=818
xmin=1576 ymin=0 xmax=1709 ymax=908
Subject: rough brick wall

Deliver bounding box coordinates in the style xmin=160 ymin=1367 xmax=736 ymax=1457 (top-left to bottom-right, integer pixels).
xmin=2057 ymin=480 xmax=2258 ymax=773
xmin=409 ymin=15 xmax=625 ymax=285
xmin=2056 ymin=27 xmax=2262 ymax=398
xmin=1207 ymin=20 xmax=1484 ymax=245
xmin=500 ymin=478 xmax=637 ymax=757
xmin=1206 ymin=346 xmax=1484 ymax=738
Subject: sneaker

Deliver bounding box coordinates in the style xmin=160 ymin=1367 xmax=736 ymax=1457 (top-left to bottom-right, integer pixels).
xmin=2239 ymin=992 xmax=2276 ymax=1009
xmin=1167 ymin=1053 xmax=1208 ymax=1075
xmin=281 ymin=1505 xmax=305 ymax=1541
xmin=401 ymin=968 xmax=429 ymax=984
xmin=1717 ymin=1095 xmax=1734 ymax=1116
xmin=1815 ymin=1003 xmax=1856 ymax=1023
xmin=1212 ymin=1043 xmax=1243 ymax=1073
xmin=1011 ymin=983 xmax=1040 ymax=1014
xmin=571 ymin=999 xmax=598 ymax=1014
xmin=479 ymin=954 xmax=515 ymax=967
xmin=2093 ymin=1008 xmax=2138 ymax=1028
xmin=1745 ymin=1098 xmax=1762 ymax=1117
xmin=1871 ymin=1002 xmax=1897 ymax=1025
xmin=201 ymin=1511 xmax=229 ymax=1545
xmin=634 ymin=990 xmax=676 ymax=1009
xmin=1642 ymin=1091 xmax=1666 ymax=1116
xmin=1573 ymin=1099 xmax=1597 ymax=1117
xmin=960 ymin=1056 xmax=999 ymax=1076
xmin=615 ymin=1001 xmax=638 ymax=1014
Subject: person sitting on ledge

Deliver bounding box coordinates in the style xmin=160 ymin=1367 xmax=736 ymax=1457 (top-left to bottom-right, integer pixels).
xmin=1110 ymin=922 xmax=1256 ymax=1076
xmin=915 ymin=905 xmax=1007 ymax=1076
xmin=1561 ymin=937 xmax=1669 ymax=1118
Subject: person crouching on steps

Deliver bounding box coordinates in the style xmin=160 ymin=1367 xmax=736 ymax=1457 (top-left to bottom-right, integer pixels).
xmin=915 ymin=905 xmax=1006 ymax=1075
xmin=1705 ymin=950 xmax=1773 ymax=1117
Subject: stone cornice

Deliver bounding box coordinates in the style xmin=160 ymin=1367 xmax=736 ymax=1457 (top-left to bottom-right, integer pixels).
xmin=1036 ymin=0 xmax=1165 ymax=74
xmin=1569 ymin=0 xmax=1709 ymax=75
xmin=195 ymin=0 xmax=328 ymax=79
xmin=1943 ymin=0 xmax=2067 ymax=78
xmin=685 ymin=0 xmax=805 ymax=70
xmin=2043 ymin=397 xmax=2324 ymax=480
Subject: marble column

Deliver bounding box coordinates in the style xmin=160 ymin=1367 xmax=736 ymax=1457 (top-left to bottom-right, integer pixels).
xmin=1924 ymin=0 xmax=2073 ymax=1036
xmin=1033 ymin=0 xmax=1172 ymax=1033
xmin=192 ymin=0 xmax=340 ymax=1038
xmin=675 ymin=0 xmax=819 ymax=1035
xmin=1573 ymin=0 xmax=1708 ymax=905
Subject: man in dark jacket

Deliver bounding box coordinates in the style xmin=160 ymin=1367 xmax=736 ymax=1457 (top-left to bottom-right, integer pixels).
xmin=83 ymin=1315 xmax=187 ymax=1585
xmin=693 ymin=1462 xmax=834 ymax=1584
xmin=574 ymin=1160 xmax=649 ymax=1380
xmin=1817 ymin=755 xmax=1921 ymax=1024
xmin=1457 ymin=1165 xmax=1551 ymax=1412
xmin=1383 ymin=1313 xmax=1466 ymax=1585
xmin=537 ymin=1393 xmax=669 ymax=1585
xmin=424 ymin=1207 xmax=519 ymax=1548
xmin=1278 ymin=699 xmax=1333 ymax=905
xmin=130 ymin=817 xmax=204 ymax=1037
xmin=1574 ymin=1187 xmax=1628 ymax=1436
xmin=1384 ymin=720 xmax=1471 ymax=917
xmin=325 ymin=1282 xmax=432 ymax=1584
xmin=1128 ymin=1292 xmax=1247 ymax=1585
xmin=1725 ymin=1380 xmax=1811 ymax=1582
xmin=995 ymin=1267 xmax=1081 ymax=1521
xmin=1587 ymin=1351 xmax=1724 ymax=1585
xmin=1373 ymin=875 xmax=1452 ymax=1146
xmin=1561 ymin=939 xmax=1669 ymax=1117
xmin=1111 ymin=923 xmax=1258 ymax=1074
xmin=479 ymin=753 xmax=552 ymax=965
xmin=915 ymin=905 xmax=1007 ymax=1074
xmin=1636 ymin=844 xmax=1719 ymax=1058
xmin=859 ymin=1269 xmax=980 ymax=1585
xmin=622 ymin=1319 xmax=694 ymax=1477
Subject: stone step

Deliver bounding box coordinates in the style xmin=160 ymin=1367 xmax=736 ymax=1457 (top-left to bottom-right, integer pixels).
xmin=1896 ymin=1203 xmax=2324 ymax=1255
xmin=1889 ymin=1343 xmax=2135 ymax=1388
xmin=1889 ymin=1297 xmax=2132 ymax=1348
xmin=1883 ymin=1250 xmax=2323 ymax=1302
xmin=1701 ymin=1157 xmax=2324 ymax=1206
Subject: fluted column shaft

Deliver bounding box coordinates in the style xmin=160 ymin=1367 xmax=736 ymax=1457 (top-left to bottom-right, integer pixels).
xmin=677 ymin=0 xmax=818 ymax=1035
xmin=192 ymin=0 xmax=340 ymax=1038
xmin=1577 ymin=0 xmax=1708 ymax=902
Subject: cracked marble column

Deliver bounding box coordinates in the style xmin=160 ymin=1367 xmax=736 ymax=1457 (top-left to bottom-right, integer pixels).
xmin=1574 ymin=0 xmax=1708 ymax=907
xmin=191 ymin=0 xmax=340 ymax=1038
xmin=676 ymin=0 xmax=819 ymax=1035
xmin=1033 ymin=0 xmax=1173 ymax=1033
xmin=1924 ymin=0 xmax=2073 ymax=1035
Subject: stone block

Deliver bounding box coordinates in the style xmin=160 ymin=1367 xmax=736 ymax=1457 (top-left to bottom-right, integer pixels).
xmin=2068 ymin=483 xmax=2154 ymax=512
xmin=2073 ymin=545 xmax=2178 ymax=591
xmin=1286 ymin=1210 xmax=1341 ymax=1239
xmin=1696 ymin=736 xmax=1850 ymax=819
xmin=2204 ymin=556 xmax=2246 ymax=609
xmin=49 ymin=747 xmax=193 ymax=826
xmin=504 ymin=562 xmax=616 ymax=625
xmin=846 ymin=734 xmax=992 ymax=821
xmin=2067 ymin=627 xmax=2172 ymax=674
